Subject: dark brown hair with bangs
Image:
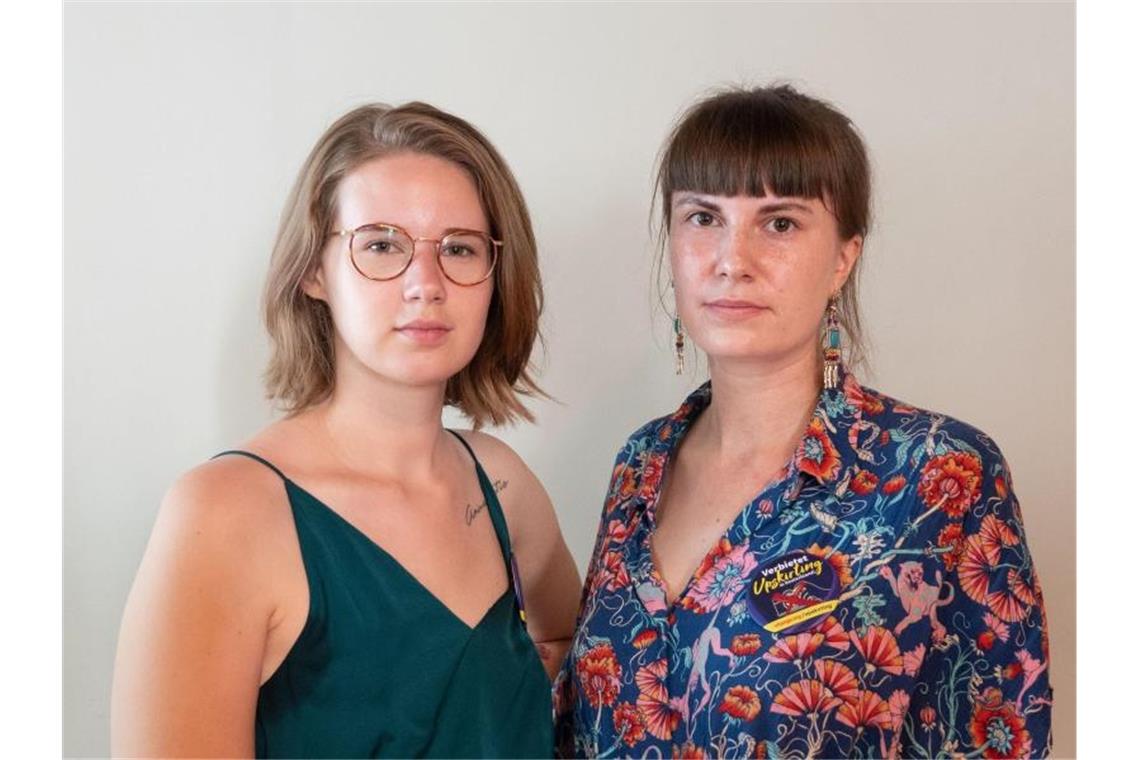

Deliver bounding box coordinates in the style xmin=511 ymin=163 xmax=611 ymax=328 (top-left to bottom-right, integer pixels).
xmin=655 ymin=84 xmax=872 ymax=366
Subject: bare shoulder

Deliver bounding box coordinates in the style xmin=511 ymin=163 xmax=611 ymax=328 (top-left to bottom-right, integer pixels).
xmin=164 ymin=454 xmax=290 ymax=529
xmin=452 ymin=429 xmax=532 ymax=480
xmin=451 ymin=430 xmax=552 ymax=539
xmin=150 ymin=453 xmax=295 ymax=578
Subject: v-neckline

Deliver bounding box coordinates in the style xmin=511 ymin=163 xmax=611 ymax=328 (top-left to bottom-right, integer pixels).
xmin=644 ymin=394 xmax=802 ymax=613
xmin=284 ymin=478 xmax=511 ymax=632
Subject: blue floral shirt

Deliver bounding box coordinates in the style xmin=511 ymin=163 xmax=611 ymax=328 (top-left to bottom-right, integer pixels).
xmin=554 ymin=372 xmax=1052 ymax=758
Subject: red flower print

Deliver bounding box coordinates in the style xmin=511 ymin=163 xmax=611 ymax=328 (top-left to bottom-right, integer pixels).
xmin=920 ymin=705 xmax=937 ymax=730
xmin=849 ymin=626 xmax=904 ymax=676
xmin=1003 ymin=662 xmax=1023 ymax=680
xmin=835 ymin=690 xmax=892 ymax=731
xmin=637 ymin=693 xmax=682 ymax=741
xmin=968 ymin=687 xmax=1033 ymax=758
xmin=770 ymin=679 xmax=843 ymax=717
xmin=845 ymin=376 xmax=886 ymax=415
xmin=995 ymin=475 xmax=1008 ymax=500
xmin=936 ymin=522 xmax=966 ymax=571
xmin=632 ymin=629 xmax=659 ymax=649
xmin=639 ymin=452 xmax=667 ymax=501
xmin=601 ymin=551 xmax=631 ymax=591
xmin=882 ymin=474 xmax=907 ymax=495
xmin=902 ymin=643 xmax=926 ymax=677
xmin=672 ymin=742 xmax=707 ymax=759
xmin=983 ymin=613 xmax=1011 ymax=643
xmin=814 ymin=659 xmax=860 ymax=704
xmin=957 ymin=535 xmax=996 ymax=604
xmin=850 ymin=469 xmax=879 ymax=495
xmin=796 ymin=416 xmax=842 ymax=482
xmin=917 ymin=452 xmax=983 ymax=517
xmin=612 ymin=702 xmax=647 ymax=747
xmin=679 ymin=538 xmax=758 ymax=614
xmin=814 ymin=615 xmax=850 ymax=651
xmin=764 ymin=632 xmax=826 ymax=664
xmin=1008 ymin=570 xmax=1037 ymax=607
xmin=718 ymin=685 xmax=762 ymax=722
xmin=616 ymin=464 xmax=637 ymax=499
xmin=887 ymin=689 xmax=910 ymax=732
xmin=806 ymin=543 xmax=854 ymax=587
xmin=979 ymin=514 xmax=1020 ymax=559
xmin=987 ymin=589 xmax=1028 ymax=623
xmin=635 ymin=659 xmax=669 ymax=701
xmin=576 ymin=642 xmax=622 ymax=708
xmin=634 ymin=659 xmax=681 ymax=740
xmin=977 ymin=630 xmax=997 ymax=651
xmin=730 ymin=633 xmax=762 ymax=656
xmin=607 ymin=518 xmax=631 ymax=544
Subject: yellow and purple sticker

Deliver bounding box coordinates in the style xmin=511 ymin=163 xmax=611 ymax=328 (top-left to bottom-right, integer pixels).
xmin=746 ymin=549 xmax=841 ymax=634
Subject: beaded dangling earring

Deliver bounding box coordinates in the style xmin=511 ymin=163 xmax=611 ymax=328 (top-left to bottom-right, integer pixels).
xmin=671 ymin=281 xmax=685 ymax=375
xmin=823 ymin=296 xmax=842 ymax=390
xmin=674 ymin=315 xmax=685 ymax=375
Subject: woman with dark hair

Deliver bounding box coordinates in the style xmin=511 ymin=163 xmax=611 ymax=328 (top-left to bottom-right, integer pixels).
xmin=112 ymin=102 xmax=580 ymax=758
xmin=555 ymin=86 xmax=1052 ymax=758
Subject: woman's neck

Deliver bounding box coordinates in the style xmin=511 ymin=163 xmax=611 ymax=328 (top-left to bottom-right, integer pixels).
xmin=695 ymin=349 xmax=823 ymax=466
xmin=305 ymin=357 xmax=455 ymax=483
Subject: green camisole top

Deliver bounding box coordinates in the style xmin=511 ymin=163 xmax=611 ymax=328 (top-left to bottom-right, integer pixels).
xmin=214 ymin=432 xmax=553 ymax=758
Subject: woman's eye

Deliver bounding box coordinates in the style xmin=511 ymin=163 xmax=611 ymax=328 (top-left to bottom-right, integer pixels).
xmin=768 ymin=217 xmax=795 ymax=233
xmin=443 ymin=244 xmax=474 ymax=257
xmin=689 ymin=211 xmax=716 ymax=227
xmin=366 ymin=241 xmax=392 ymax=253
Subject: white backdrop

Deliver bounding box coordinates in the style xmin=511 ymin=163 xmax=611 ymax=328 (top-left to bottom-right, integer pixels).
xmin=64 ymin=3 xmax=1075 ymax=757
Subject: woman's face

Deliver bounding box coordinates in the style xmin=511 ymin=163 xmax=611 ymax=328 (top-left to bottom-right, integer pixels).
xmin=304 ymin=152 xmax=494 ymax=392
xmin=669 ymin=191 xmax=861 ymax=371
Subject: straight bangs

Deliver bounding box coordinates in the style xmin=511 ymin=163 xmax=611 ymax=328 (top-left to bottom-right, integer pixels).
xmin=657 ymin=88 xmax=868 ymax=240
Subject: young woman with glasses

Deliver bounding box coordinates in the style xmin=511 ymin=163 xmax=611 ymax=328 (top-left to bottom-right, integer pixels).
xmin=555 ymin=85 xmax=1052 ymax=758
xmin=111 ymin=102 xmax=580 ymax=758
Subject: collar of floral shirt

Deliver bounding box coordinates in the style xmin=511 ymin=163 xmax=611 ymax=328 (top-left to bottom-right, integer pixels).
xmin=632 ymin=367 xmax=893 ymax=524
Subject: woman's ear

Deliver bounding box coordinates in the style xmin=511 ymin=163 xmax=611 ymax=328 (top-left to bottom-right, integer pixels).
xmin=831 ymin=234 xmax=863 ymax=293
xmin=300 ymin=265 xmax=328 ymax=302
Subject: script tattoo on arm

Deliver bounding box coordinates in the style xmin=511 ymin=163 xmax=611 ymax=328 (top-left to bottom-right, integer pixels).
xmin=464 ymin=479 xmax=508 ymax=526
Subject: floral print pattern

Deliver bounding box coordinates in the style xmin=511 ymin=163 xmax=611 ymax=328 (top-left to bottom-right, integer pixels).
xmin=555 ymin=371 xmax=1052 ymax=758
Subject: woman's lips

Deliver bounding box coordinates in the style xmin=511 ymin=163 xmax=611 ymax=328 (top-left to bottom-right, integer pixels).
xmin=703 ymin=299 xmax=767 ymax=320
xmin=395 ymin=320 xmax=453 ymax=345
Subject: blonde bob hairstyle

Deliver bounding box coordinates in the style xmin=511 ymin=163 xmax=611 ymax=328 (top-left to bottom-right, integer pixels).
xmin=263 ymin=102 xmax=544 ymax=427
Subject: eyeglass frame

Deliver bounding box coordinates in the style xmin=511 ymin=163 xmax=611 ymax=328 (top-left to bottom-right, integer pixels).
xmin=329 ymin=221 xmax=502 ymax=286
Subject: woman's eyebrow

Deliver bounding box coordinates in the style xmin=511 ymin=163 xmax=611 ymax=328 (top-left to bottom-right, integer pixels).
xmin=672 ymin=194 xmax=722 ymax=211
xmin=755 ymin=200 xmax=815 ymax=215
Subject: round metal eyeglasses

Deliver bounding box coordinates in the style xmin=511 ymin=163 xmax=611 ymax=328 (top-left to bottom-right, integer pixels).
xmin=331 ymin=222 xmax=500 ymax=286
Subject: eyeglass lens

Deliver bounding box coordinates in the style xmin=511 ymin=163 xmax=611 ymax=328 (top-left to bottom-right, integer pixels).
xmin=350 ymin=225 xmax=493 ymax=284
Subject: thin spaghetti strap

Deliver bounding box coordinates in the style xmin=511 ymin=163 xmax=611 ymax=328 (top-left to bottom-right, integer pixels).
xmin=446 ymin=429 xmax=478 ymax=460
xmin=445 ymin=429 xmax=528 ymax=627
xmin=212 ymin=449 xmax=289 ymax=483
xmin=445 ymin=430 xmax=513 ymax=559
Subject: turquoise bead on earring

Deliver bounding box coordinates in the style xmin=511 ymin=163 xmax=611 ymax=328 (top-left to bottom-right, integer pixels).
xmin=823 ymin=297 xmax=842 ymax=389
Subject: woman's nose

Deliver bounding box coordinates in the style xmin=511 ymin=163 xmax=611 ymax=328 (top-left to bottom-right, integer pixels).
xmin=715 ymin=226 xmax=756 ymax=281
xmin=401 ymin=241 xmax=447 ymax=303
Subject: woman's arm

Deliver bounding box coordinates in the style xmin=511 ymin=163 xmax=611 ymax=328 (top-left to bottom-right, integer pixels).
xmin=461 ymin=432 xmax=581 ymax=680
xmin=509 ymin=464 xmax=581 ymax=679
xmin=111 ymin=463 xmax=283 ymax=757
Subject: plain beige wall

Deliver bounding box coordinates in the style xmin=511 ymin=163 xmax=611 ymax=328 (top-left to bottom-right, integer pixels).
xmin=64 ymin=2 xmax=1074 ymax=757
